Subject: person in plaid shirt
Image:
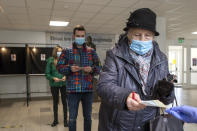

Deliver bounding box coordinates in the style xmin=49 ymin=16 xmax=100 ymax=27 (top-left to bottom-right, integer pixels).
xmin=57 ymin=25 xmax=102 ymax=131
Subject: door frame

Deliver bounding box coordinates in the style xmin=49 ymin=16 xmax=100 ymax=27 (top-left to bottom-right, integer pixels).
xmin=187 ymin=45 xmax=197 ymax=88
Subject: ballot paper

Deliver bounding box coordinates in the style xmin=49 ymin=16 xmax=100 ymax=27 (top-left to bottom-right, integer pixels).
xmin=141 ymin=100 xmax=167 ymax=108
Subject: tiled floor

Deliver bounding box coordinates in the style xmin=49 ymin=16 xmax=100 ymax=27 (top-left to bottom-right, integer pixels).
xmin=0 ymin=88 xmax=197 ymax=131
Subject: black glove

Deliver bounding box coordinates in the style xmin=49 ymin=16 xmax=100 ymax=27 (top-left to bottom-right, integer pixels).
xmin=154 ymin=74 xmax=175 ymax=100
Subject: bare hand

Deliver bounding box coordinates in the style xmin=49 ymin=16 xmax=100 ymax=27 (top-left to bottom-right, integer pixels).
xmin=53 ymin=77 xmax=60 ymax=82
xmin=126 ymin=93 xmax=146 ymax=111
xmin=71 ymin=66 xmax=81 ymax=72
xmin=62 ymin=76 xmax=66 ymax=81
xmin=83 ymin=66 xmax=92 ymax=73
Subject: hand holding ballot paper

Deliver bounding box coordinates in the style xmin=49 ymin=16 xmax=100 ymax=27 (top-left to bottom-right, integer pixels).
xmin=127 ymin=92 xmax=167 ymax=110
xmin=126 ymin=92 xmax=146 ymax=111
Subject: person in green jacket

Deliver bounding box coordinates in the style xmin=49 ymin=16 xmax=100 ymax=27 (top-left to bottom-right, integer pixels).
xmin=45 ymin=45 xmax=68 ymax=127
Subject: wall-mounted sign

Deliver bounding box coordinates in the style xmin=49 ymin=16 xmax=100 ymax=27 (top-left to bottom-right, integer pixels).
xmin=11 ymin=54 xmax=16 ymax=61
xmin=41 ymin=54 xmax=46 ymax=61
xmin=193 ymin=58 xmax=197 ymax=66
xmin=178 ymin=37 xmax=184 ymax=43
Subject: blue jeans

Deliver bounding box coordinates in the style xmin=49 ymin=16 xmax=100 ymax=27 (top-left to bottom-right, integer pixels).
xmin=68 ymin=92 xmax=93 ymax=131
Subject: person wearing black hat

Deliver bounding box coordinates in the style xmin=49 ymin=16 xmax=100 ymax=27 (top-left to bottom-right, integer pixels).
xmin=96 ymin=8 xmax=175 ymax=131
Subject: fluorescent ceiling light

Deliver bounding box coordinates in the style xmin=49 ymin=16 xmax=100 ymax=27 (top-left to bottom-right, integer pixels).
xmin=191 ymin=32 xmax=197 ymax=34
xmin=49 ymin=21 xmax=69 ymax=26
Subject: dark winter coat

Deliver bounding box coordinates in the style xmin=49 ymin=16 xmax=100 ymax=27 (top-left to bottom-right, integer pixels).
xmin=96 ymin=38 xmax=175 ymax=131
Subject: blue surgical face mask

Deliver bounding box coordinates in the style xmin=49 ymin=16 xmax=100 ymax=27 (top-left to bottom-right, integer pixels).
xmin=75 ymin=37 xmax=85 ymax=45
xmin=57 ymin=52 xmax=61 ymax=58
xmin=130 ymin=39 xmax=153 ymax=55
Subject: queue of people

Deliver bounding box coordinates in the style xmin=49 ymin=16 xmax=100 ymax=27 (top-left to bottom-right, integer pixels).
xmin=44 ymin=7 xmax=196 ymax=131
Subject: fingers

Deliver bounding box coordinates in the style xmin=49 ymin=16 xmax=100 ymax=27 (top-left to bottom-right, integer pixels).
xmin=167 ymin=110 xmax=184 ymax=121
xmin=71 ymin=66 xmax=81 ymax=72
xmin=127 ymin=99 xmax=145 ymax=110
xmin=166 ymin=109 xmax=192 ymax=123
xmin=53 ymin=78 xmax=60 ymax=82
xmin=167 ymin=106 xmax=186 ymax=113
xmin=165 ymin=108 xmax=171 ymax=113
xmin=83 ymin=66 xmax=92 ymax=73
xmin=72 ymin=66 xmax=92 ymax=72
xmin=126 ymin=93 xmax=146 ymax=111
xmin=134 ymin=93 xmax=142 ymax=103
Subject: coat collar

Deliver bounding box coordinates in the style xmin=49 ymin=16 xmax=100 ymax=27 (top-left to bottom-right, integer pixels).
xmin=114 ymin=37 xmax=167 ymax=92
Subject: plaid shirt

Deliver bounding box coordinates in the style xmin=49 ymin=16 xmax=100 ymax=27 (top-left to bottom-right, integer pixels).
xmin=57 ymin=43 xmax=102 ymax=93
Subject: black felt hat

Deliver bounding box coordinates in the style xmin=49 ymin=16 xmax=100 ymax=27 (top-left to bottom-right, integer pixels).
xmin=124 ymin=8 xmax=159 ymax=36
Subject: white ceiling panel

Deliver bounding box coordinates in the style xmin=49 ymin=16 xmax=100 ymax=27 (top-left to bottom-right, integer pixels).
xmin=0 ymin=0 xmax=197 ymax=39
xmin=101 ymin=24 xmax=120 ymax=29
xmin=83 ymin=0 xmax=110 ymax=5
xmin=108 ymin=0 xmax=138 ymax=8
xmin=70 ymin=18 xmax=89 ymax=23
xmin=154 ymin=2 xmax=183 ymax=15
xmin=3 ymin=7 xmax=27 ymax=15
xmin=7 ymin=14 xmax=29 ymax=24
xmin=88 ymin=13 xmax=117 ymax=24
xmin=132 ymin=0 xmax=161 ymax=10
xmin=87 ymin=19 xmax=108 ymax=25
xmin=0 ymin=0 xmax=26 ymax=8
xmin=27 ymin=0 xmax=53 ymax=9
xmin=30 ymin=15 xmax=50 ymax=25
xmin=77 ymin=4 xmax=103 ymax=13
xmin=68 ymin=22 xmax=87 ymax=27
xmin=100 ymin=6 xmax=126 ymax=15
xmin=96 ymin=27 xmax=115 ymax=33
xmin=85 ymin=26 xmax=99 ymax=30
xmin=54 ymin=2 xmax=79 ymax=11
xmin=86 ymin=23 xmax=102 ymax=27
xmin=73 ymin=12 xmax=96 ymax=19
xmin=50 ymin=16 xmax=70 ymax=22
xmin=109 ymin=15 xmax=128 ymax=24
xmin=55 ymin=0 xmax=82 ymax=3
xmin=52 ymin=10 xmax=74 ymax=18
xmin=29 ymin=8 xmax=51 ymax=16
xmin=174 ymin=5 xmax=197 ymax=14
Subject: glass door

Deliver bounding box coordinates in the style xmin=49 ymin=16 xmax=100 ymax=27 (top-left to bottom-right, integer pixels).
xmin=168 ymin=46 xmax=183 ymax=85
xmin=189 ymin=47 xmax=197 ymax=87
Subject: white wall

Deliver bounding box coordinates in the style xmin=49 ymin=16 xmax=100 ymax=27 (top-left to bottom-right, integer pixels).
xmin=0 ymin=30 xmax=46 ymax=44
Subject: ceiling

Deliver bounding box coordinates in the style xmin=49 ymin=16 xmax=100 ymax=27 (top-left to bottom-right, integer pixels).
xmin=0 ymin=0 xmax=197 ymax=39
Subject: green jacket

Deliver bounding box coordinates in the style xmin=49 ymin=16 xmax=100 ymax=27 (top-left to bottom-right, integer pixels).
xmin=45 ymin=57 xmax=65 ymax=87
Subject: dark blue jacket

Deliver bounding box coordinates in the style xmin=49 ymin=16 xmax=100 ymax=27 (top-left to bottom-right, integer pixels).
xmin=96 ymin=38 xmax=175 ymax=131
